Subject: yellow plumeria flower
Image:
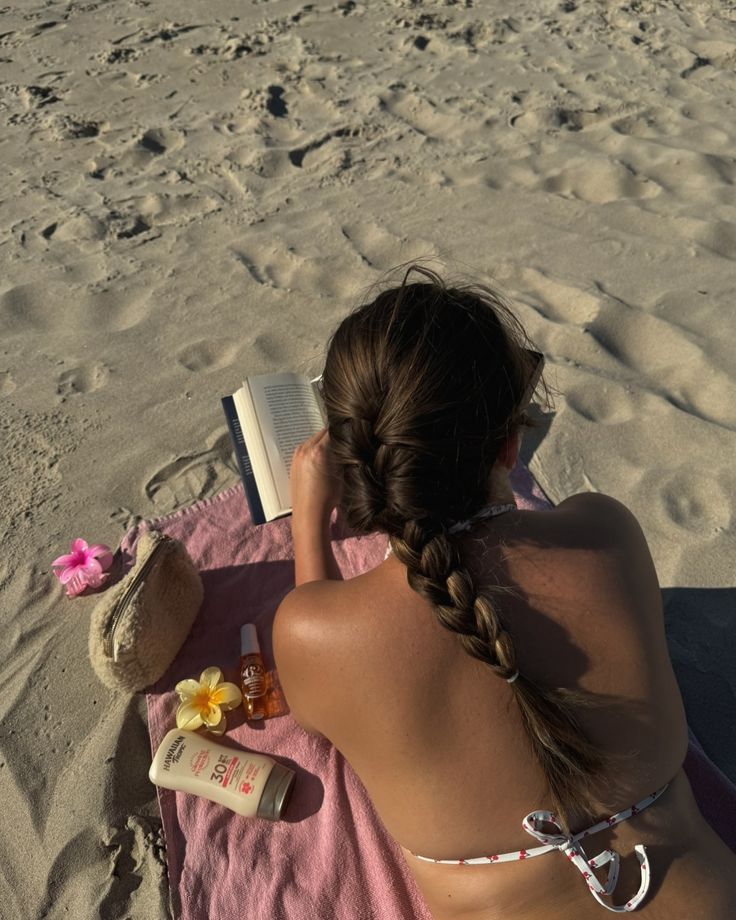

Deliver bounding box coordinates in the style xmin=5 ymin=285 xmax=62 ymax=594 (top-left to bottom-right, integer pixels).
xmin=175 ymin=667 xmax=242 ymax=736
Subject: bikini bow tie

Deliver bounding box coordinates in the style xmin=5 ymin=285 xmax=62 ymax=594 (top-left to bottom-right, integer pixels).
xmin=410 ymin=783 xmax=669 ymax=912
xmin=522 ymin=810 xmax=651 ymax=913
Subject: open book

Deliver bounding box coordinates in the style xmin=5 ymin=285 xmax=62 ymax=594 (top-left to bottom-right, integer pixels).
xmin=222 ymin=373 xmax=326 ymax=524
xmin=222 ymin=351 xmax=544 ymax=525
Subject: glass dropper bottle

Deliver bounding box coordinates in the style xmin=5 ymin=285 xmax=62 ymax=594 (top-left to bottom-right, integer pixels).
xmin=240 ymin=624 xmax=267 ymax=721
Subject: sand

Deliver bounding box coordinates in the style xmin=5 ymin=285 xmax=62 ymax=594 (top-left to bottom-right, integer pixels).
xmin=1 ymin=0 xmax=735 ymax=916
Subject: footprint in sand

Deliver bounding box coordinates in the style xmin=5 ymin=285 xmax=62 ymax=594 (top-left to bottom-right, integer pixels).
xmin=52 ymin=115 xmax=105 ymax=140
xmin=541 ymin=157 xmax=661 ymax=204
xmin=92 ymin=191 xmax=219 ymax=241
xmin=143 ymin=433 xmax=236 ymax=511
xmin=232 ymin=70 xmax=373 ymax=178
xmin=42 ymin=214 xmax=107 ymax=243
xmin=251 ymin=333 xmax=287 ymax=364
xmin=98 ymin=46 xmax=140 ymax=65
xmin=247 ymin=125 xmax=362 ymax=178
xmin=176 ymin=339 xmax=238 ymax=372
xmin=657 ymin=470 xmax=731 ymax=536
xmin=1 ymin=283 xmax=150 ymax=334
xmin=137 ymin=191 xmax=221 ymax=227
xmin=511 ymin=104 xmax=611 ymax=134
xmin=109 ymin=507 xmax=142 ymax=530
xmin=564 ymin=380 xmax=636 ymax=425
xmin=377 ymin=85 xmax=459 ymax=140
xmin=137 ymin=127 xmax=184 ymax=157
xmin=189 ymin=36 xmax=254 ymax=61
xmin=230 ymin=238 xmax=356 ymax=299
xmin=611 ymin=107 xmax=669 ymax=140
xmin=89 ymin=126 xmax=185 ymax=179
xmin=55 ymin=362 xmax=110 ymax=399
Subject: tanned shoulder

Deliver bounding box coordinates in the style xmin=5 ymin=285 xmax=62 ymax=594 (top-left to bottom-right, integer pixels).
xmin=558 ymin=491 xmax=645 ymax=538
xmin=557 ymin=491 xmax=659 ymax=581
xmin=272 ymin=581 xmax=343 ymax=738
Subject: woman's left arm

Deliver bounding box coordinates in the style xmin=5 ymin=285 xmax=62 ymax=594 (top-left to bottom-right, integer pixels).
xmin=290 ymin=428 xmax=343 ymax=585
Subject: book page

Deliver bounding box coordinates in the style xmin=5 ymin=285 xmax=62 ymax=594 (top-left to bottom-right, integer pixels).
xmin=232 ymin=386 xmax=281 ymax=521
xmin=246 ymin=373 xmax=326 ymax=511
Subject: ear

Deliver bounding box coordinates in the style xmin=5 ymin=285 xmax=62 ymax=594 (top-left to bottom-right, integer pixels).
xmin=497 ymin=429 xmax=521 ymax=470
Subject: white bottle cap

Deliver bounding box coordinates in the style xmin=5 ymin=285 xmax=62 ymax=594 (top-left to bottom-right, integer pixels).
xmin=240 ymin=623 xmax=261 ymax=656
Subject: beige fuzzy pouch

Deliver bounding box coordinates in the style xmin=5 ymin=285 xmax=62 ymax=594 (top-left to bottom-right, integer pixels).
xmin=89 ymin=529 xmax=203 ymax=692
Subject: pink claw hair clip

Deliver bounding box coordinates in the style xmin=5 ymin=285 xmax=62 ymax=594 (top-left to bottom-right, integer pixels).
xmin=52 ymin=538 xmax=114 ymax=597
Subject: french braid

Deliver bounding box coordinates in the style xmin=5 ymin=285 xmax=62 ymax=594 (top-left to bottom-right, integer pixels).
xmin=322 ymin=262 xmax=630 ymax=834
xmin=389 ymin=520 xmax=624 ymax=833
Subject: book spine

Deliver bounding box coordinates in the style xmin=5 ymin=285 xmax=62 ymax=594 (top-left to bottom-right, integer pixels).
xmin=221 ymin=395 xmax=266 ymax=526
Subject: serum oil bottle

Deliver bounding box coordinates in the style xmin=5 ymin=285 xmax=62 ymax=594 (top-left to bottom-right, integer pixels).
xmin=264 ymin=668 xmax=288 ymax=719
xmin=240 ymin=624 xmax=268 ymax=721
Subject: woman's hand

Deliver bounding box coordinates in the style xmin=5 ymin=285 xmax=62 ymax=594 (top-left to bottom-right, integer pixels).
xmin=290 ymin=428 xmax=344 ymax=583
xmin=290 ymin=427 xmax=342 ymax=526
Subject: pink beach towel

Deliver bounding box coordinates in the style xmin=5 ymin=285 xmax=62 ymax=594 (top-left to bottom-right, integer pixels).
xmin=134 ymin=461 xmax=736 ymax=920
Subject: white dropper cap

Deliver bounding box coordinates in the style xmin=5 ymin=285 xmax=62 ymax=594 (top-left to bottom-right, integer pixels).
xmin=240 ymin=623 xmax=261 ymax=656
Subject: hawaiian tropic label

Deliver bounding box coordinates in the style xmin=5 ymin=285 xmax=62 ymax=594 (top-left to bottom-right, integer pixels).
xmin=240 ymin=654 xmax=267 ymax=699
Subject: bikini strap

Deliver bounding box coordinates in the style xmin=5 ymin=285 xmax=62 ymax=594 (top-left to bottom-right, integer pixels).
xmin=412 ymin=781 xmax=671 ymax=913
xmin=447 ymin=501 xmax=517 ymax=534
xmin=384 ymin=502 xmax=517 ymax=560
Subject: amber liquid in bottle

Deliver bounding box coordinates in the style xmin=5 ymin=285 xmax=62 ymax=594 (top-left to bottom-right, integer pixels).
xmin=263 ymin=669 xmax=289 ymax=719
xmin=240 ymin=624 xmax=268 ymax=721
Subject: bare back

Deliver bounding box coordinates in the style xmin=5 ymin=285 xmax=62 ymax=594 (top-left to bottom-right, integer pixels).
xmin=274 ymin=494 xmax=736 ymax=919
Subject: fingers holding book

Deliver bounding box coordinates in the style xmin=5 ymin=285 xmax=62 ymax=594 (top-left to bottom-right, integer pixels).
xmin=290 ymin=427 xmax=343 ymax=524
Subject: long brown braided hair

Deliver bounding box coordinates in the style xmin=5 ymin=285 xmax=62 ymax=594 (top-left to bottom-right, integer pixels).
xmin=321 ymin=262 xmax=625 ymax=832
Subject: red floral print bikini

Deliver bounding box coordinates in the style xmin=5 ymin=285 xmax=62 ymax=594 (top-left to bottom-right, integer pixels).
xmin=410 ymin=783 xmax=670 ymax=913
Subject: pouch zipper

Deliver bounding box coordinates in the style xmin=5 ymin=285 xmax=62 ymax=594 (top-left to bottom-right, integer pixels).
xmin=104 ymin=537 xmax=167 ymax=661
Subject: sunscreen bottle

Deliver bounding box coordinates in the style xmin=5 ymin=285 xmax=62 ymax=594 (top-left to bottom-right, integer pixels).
xmin=149 ymin=729 xmax=295 ymax=821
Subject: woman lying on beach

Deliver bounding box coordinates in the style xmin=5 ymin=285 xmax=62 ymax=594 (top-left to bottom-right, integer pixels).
xmin=273 ymin=264 xmax=736 ymax=919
